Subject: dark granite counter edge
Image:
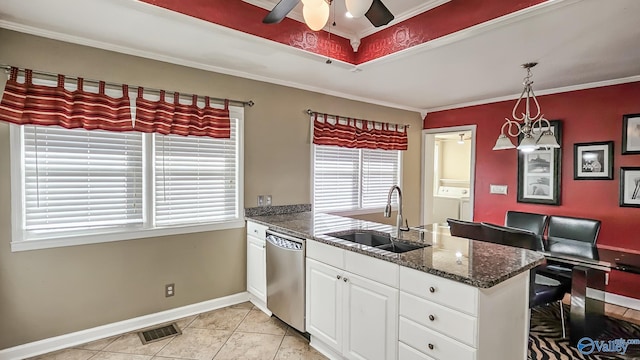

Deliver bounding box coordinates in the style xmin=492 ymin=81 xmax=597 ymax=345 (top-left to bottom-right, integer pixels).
xmin=246 ymin=214 xmax=546 ymax=289
xmin=247 ymin=218 xmax=310 ymax=240
xmin=398 ymin=258 xmax=545 ymax=288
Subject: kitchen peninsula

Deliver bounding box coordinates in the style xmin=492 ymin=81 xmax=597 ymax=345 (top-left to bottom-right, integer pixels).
xmin=246 ymin=210 xmax=545 ymax=360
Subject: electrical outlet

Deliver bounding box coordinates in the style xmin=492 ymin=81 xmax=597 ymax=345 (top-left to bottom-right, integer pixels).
xmin=257 ymin=195 xmax=264 ymax=207
xmin=266 ymin=195 xmax=272 ymax=206
xmin=165 ymin=283 xmax=175 ymax=297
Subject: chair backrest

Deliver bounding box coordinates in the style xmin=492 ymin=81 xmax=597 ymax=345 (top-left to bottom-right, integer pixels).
xmin=481 ymin=222 xmax=542 ymax=251
xmin=446 ymin=218 xmax=484 ymax=241
xmin=547 ymin=215 xmax=601 ymax=245
xmin=505 ymin=211 xmax=549 ymax=237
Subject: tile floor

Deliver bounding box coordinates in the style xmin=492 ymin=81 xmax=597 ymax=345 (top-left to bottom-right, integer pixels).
xmin=25 ymin=299 xmax=640 ymax=360
xmin=27 ymin=302 xmax=327 ymax=360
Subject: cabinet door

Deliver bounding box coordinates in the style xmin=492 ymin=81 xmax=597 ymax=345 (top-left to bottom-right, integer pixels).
xmin=343 ymin=272 xmax=398 ymax=360
xmin=306 ymin=258 xmax=344 ymax=353
xmin=247 ymin=235 xmax=266 ymax=302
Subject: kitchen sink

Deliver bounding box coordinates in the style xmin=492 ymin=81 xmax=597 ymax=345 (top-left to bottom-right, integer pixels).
xmin=376 ymin=242 xmax=425 ymax=253
xmin=332 ymin=232 xmax=392 ymax=247
xmin=327 ymin=231 xmax=427 ymax=253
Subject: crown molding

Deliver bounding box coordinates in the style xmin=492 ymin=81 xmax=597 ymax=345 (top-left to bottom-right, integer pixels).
xmin=358 ymin=0 xmax=581 ymax=68
xmin=357 ymin=0 xmax=451 ymax=39
xmin=424 ymin=75 xmax=640 ymax=113
xmin=0 ymin=21 xmax=423 ymax=114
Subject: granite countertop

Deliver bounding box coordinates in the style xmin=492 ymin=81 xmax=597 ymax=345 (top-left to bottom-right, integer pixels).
xmin=247 ymin=211 xmax=545 ymax=289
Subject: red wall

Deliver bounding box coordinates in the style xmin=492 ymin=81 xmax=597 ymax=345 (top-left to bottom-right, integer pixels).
xmin=424 ymin=82 xmax=640 ymax=299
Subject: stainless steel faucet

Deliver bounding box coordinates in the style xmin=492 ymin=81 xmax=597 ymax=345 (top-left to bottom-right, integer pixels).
xmin=384 ymin=185 xmax=410 ymax=237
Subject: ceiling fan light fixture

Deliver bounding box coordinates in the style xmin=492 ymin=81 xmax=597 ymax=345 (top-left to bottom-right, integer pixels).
xmin=303 ymin=1 xmax=330 ymax=31
xmin=301 ymin=0 xmax=324 ymax=7
xmin=345 ymin=0 xmax=373 ymax=18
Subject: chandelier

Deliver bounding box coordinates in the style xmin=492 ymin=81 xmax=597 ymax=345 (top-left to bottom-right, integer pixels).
xmin=493 ymin=62 xmax=560 ymax=152
xmin=302 ymin=0 xmax=372 ymax=31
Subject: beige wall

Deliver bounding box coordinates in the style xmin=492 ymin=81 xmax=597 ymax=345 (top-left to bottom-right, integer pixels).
xmin=0 ymin=29 xmax=422 ymax=349
xmin=440 ymin=139 xmax=471 ymax=181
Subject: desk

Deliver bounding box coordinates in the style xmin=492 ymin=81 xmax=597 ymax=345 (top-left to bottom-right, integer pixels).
xmin=543 ymin=240 xmax=640 ymax=345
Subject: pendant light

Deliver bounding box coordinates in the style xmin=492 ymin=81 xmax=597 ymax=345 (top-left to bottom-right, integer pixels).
xmin=493 ymin=63 xmax=560 ymax=152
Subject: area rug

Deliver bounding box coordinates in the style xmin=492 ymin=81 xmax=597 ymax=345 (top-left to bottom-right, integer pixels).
xmin=529 ymin=304 xmax=640 ymax=360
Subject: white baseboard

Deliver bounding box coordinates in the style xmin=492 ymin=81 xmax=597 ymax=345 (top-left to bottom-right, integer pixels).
xmin=248 ymin=294 xmax=272 ymax=317
xmin=309 ymin=336 xmax=343 ymax=360
xmin=606 ymin=292 xmax=640 ymax=311
xmin=0 ymin=292 xmax=250 ymax=360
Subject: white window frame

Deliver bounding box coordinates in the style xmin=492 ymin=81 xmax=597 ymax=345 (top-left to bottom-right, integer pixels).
xmin=9 ymin=106 xmax=244 ymax=252
xmin=311 ymin=144 xmax=403 ymax=215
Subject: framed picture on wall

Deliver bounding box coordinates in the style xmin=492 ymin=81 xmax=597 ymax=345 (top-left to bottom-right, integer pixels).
xmin=573 ymin=141 xmax=614 ymax=180
xmin=619 ymin=167 xmax=640 ymax=207
xmin=622 ymin=113 xmax=640 ymax=154
xmin=517 ymin=120 xmax=562 ymax=205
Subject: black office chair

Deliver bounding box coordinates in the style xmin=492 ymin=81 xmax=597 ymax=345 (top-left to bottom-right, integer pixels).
xmin=480 ymin=222 xmax=570 ymax=337
xmin=504 ymin=211 xmax=548 ymax=247
xmin=539 ymin=215 xmax=601 ymax=281
xmin=446 ymin=218 xmax=484 ymax=241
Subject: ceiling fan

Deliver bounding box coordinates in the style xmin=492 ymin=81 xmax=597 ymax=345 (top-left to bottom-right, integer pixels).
xmin=263 ymin=0 xmax=394 ymax=29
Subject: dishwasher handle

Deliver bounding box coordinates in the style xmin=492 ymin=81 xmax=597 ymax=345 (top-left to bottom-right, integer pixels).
xmin=266 ymin=233 xmax=304 ymax=251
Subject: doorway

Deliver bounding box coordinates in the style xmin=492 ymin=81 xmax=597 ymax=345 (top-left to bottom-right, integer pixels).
xmin=421 ymin=125 xmax=476 ymax=226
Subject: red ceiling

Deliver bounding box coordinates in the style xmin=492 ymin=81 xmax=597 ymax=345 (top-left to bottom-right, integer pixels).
xmin=141 ymin=0 xmax=547 ymax=65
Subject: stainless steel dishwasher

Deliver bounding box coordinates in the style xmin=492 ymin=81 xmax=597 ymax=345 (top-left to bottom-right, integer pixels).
xmin=265 ymin=230 xmax=306 ymax=332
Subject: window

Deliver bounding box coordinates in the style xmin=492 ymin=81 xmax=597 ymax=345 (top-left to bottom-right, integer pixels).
xmin=154 ymin=121 xmax=238 ymax=226
xmin=11 ymin=109 xmax=243 ymax=251
xmin=313 ymin=145 xmax=401 ymax=213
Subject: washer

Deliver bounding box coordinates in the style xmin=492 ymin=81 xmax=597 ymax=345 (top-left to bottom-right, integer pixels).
xmin=433 ymin=186 xmax=469 ymax=224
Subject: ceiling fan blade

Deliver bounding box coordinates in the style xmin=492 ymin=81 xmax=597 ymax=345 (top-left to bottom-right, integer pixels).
xmin=365 ymin=0 xmax=394 ymax=27
xmin=263 ymin=0 xmax=301 ymax=24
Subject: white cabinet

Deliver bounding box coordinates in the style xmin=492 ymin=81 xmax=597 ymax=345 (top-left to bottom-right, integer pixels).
xmin=306 ymin=241 xmax=399 ymax=360
xmin=246 ymin=221 xmax=269 ymax=313
xmin=398 ymin=267 xmax=530 ymax=360
xmin=307 ymin=258 xmax=344 ymax=352
xmin=343 ymin=270 xmax=398 ymax=360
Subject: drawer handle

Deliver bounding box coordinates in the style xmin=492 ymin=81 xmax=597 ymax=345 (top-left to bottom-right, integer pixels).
xmin=428 ymin=314 xmax=435 ymax=321
xmin=254 ymin=229 xmax=259 ymax=233
xmin=429 ymin=286 xmax=436 ymax=293
xmin=343 ymin=277 xmax=348 ymax=282
xmin=428 ymin=343 xmax=434 ymax=350
xmin=337 ymin=275 xmax=342 ymax=280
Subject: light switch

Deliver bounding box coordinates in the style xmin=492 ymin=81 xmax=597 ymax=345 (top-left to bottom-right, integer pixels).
xmin=490 ymin=184 xmax=508 ymax=195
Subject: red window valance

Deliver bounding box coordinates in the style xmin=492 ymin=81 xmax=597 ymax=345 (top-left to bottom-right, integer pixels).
xmin=312 ymin=113 xmax=408 ymax=151
xmin=0 ymin=67 xmax=133 ymax=131
xmin=134 ymin=88 xmax=231 ymax=139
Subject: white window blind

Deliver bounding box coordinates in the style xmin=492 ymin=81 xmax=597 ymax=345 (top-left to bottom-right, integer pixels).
xmin=155 ymin=119 xmax=238 ymax=226
xmin=362 ymin=149 xmax=400 ymax=208
xmin=313 ymin=145 xmax=360 ymax=212
xmin=313 ymin=145 xmax=400 ymax=212
xmin=23 ymin=126 xmax=143 ymax=235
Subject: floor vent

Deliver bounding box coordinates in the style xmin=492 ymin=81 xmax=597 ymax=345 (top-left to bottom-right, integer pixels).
xmin=138 ymin=323 xmax=181 ymax=345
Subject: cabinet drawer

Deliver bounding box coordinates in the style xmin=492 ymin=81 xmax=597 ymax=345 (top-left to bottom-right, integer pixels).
xmin=345 ymin=250 xmax=398 ymax=287
xmin=400 ymin=292 xmax=477 ymax=347
xmin=247 ymin=221 xmax=268 ymax=239
xmin=400 ymin=267 xmax=477 ymax=315
xmin=399 ymin=317 xmax=475 ymax=360
xmin=399 ymin=342 xmax=436 ymax=360
xmin=307 ymin=240 xmax=345 ymax=269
